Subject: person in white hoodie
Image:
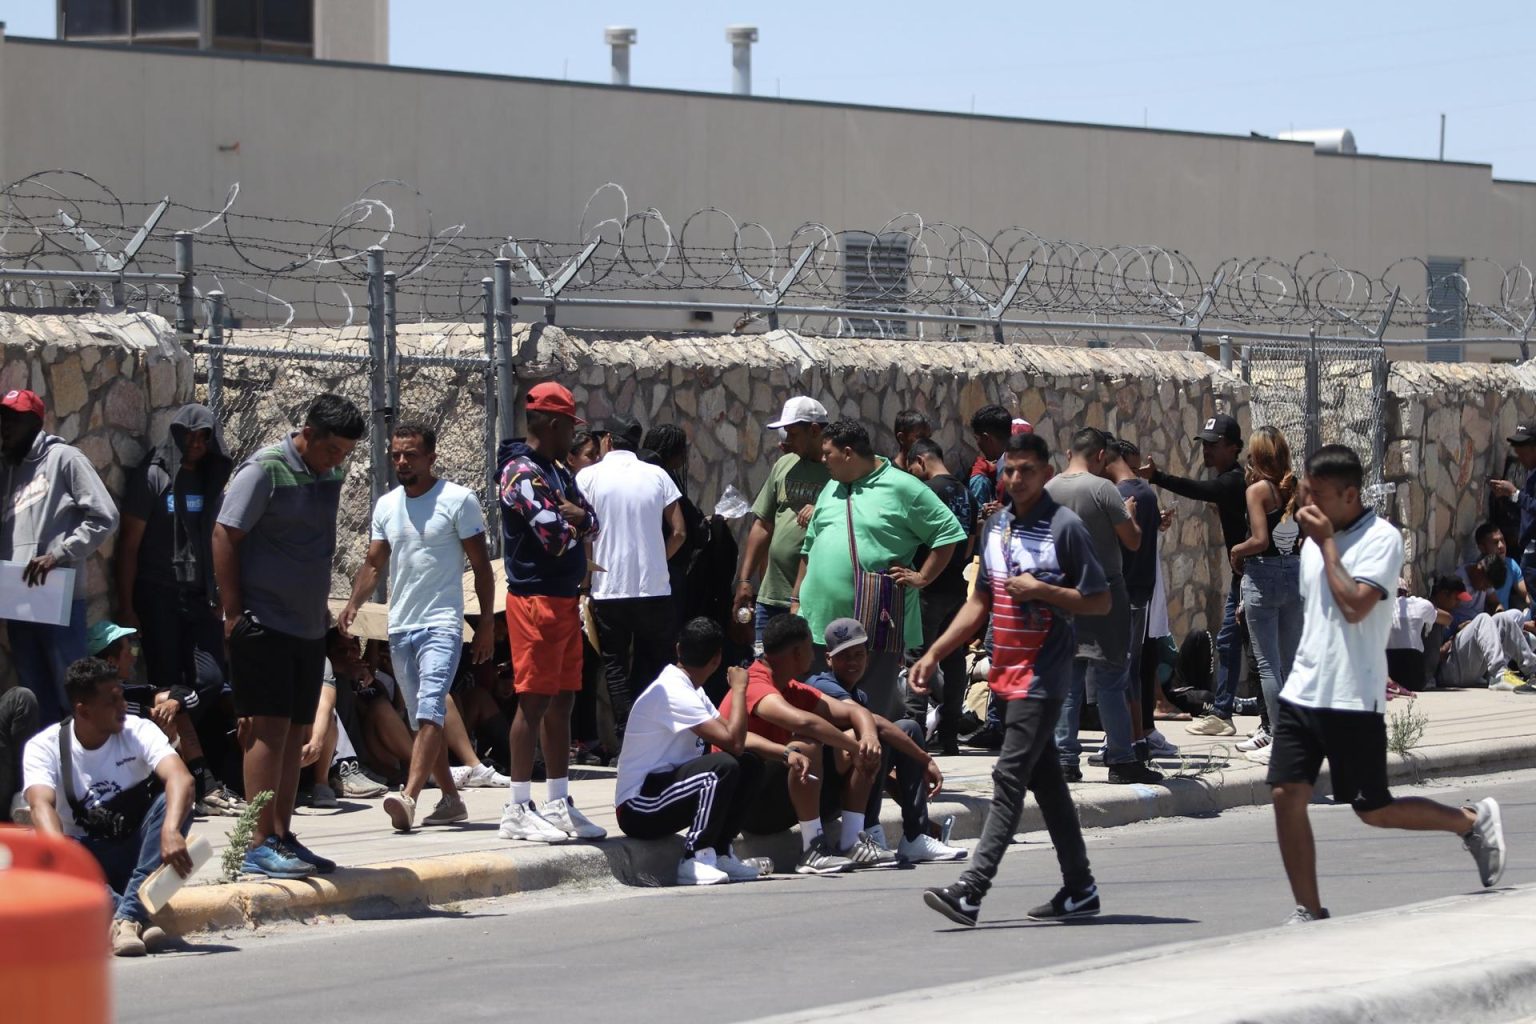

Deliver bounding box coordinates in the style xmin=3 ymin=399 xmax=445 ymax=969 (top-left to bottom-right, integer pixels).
xmin=0 ymin=388 xmax=118 ymax=725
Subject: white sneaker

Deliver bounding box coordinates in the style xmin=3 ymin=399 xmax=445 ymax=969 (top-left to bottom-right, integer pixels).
xmin=383 ymin=791 xmax=416 ymax=832
xmin=1188 ymin=714 xmax=1236 ymax=737
xmin=1237 ymin=726 xmax=1271 ymax=753
xmin=865 ymin=824 xmax=890 ymax=851
xmin=898 ymin=831 xmax=969 ymax=863
xmin=1245 ymin=744 xmax=1272 ymax=765
xmin=538 ymin=796 xmax=607 ymax=840
xmin=716 ymin=851 xmax=764 ymax=881
xmin=1144 ymin=730 xmax=1180 ymax=758
xmin=453 ymin=763 xmax=512 ymax=789
xmin=498 ymin=801 xmax=570 ymax=843
xmin=677 ymin=857 xmax=730 ymax=886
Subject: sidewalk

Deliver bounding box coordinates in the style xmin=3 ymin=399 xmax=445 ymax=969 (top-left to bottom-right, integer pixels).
xmin=156 ymin=687 xmax=1536 ymax=936
xmin=749 ymin=885 xmax=1536 ymax=1024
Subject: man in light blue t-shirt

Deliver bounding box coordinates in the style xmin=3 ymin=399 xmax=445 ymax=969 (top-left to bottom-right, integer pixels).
xmin=340 ymin=422 xmax=496 ymax=834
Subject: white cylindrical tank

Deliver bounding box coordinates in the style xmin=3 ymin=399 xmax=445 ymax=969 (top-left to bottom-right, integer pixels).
xmin=1277 ymin=128 xmax=1357 ymax=155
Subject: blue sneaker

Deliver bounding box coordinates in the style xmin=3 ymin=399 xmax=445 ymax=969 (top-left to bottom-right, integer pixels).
xmin=283 ymin=833 xmax=336 ymax=874
xmin=241 ymin=836 xmax=316 ymax=879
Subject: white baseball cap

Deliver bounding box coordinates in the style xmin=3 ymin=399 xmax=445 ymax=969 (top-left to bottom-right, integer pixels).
xmin=766 ymin=396 xmax=829 ymax=430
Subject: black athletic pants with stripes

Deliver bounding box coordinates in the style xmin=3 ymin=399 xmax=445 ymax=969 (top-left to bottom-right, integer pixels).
xmin=616 ymin=752 xmax=766 ymax=856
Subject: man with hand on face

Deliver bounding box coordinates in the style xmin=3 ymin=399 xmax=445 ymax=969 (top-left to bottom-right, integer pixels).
xmin=214 ymin=393 xmax=365 ymax=880
xmin=1137 ymin=413 xmax=1249 ymax=737
xmin=0 ymin=388 xmax=118 ymax=725
xmin=913 ymin=431 xmax=1107 ymax=928
xmin=734 ymin=397 xmax=832 ymax=648
xmin=1268 ymin=445 xmax=1507 ymax=925
xmin=341 ymin=422 xmax=497 ymax=834
xmin=805 ymin=618 xmax=966 ymax=863
xmin=23 ymin=657 xmax=196 ymax=956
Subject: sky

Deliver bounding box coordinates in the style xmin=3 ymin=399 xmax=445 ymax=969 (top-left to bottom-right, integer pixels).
xmin=4 ymin=1 xmax=1535 ymax=180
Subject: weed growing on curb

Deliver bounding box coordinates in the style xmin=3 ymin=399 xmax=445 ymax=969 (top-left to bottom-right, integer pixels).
xmin=1388 ymin=701 xmax=1429 ymax=757
xmin=221 ymin=790 xmax=274 ymax=882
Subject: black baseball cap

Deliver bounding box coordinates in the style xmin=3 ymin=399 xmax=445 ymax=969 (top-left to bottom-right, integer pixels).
xmin=1507 ymin=423 xmax=1536 ymax=445
xmin=1194 ymin=413 xmax=1241 ymax=445
xmin=597 ymin=415 xmax=643 ymax=449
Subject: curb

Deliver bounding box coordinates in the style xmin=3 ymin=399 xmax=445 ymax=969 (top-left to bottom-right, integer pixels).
xmin=159 ymin=734 xmax=1535 ymax=936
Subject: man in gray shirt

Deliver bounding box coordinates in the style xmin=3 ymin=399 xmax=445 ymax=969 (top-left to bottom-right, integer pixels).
xmin=1046 ymin=428 xmax=1161 ymax=785
xmin=213 ymin=393 xmax=365 ymax=880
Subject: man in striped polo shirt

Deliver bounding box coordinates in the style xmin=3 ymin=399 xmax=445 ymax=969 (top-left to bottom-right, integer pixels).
xmin=214 ymin=393 xmax=365 ymax=880
xmin=911 ymin=430 xmax=1108 ymax=928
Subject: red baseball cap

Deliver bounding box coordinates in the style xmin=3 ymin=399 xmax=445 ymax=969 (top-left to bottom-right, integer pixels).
xmin=524 ymin=382 xmax=584 ymax=423
xmin=0 ymin=389 xmax=44 ymax=417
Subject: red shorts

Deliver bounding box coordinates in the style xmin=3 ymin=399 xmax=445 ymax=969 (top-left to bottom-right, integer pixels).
xmin=505 ymin=593 xmax=583 ymax=696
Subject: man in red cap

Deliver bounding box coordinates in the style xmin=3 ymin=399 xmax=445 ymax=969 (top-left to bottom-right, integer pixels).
xmin=1 ymin=389 xmax=119 ymax=725
xmin=494 ymin=383 xmax=606 ymax=843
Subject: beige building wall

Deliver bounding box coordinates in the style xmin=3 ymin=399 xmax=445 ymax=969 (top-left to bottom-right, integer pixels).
xmin=1 ymin=35 xmax=1531 ymax=343
xmin=313 ymin=0 xmax=388 ymax=64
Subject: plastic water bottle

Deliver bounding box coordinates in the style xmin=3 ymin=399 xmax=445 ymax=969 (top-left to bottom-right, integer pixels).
xmin=735 ymin=606 xmax=753 ymax=625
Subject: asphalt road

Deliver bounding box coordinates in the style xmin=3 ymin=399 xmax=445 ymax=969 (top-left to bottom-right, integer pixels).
xmin=114 ymin=770 xmax=1536 ymax=1023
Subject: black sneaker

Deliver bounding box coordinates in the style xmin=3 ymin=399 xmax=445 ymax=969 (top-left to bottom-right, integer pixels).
xmin=1028 ymin=884 xmax=1100 ymax=921
xmin=1060 ymin=762 xmax=1084 ymax=783
xmin=1513 ymin=682 xmax=1536 ymax=695
xmin=923 ymin=881 xmax=983 ymax=927
xmin=1106 ymin=762 xmax=1164 ymax=785
xmin=963 ymin=725 xmax=1004 ymax=751
xmin=282 ymin=833 xmax=336 ymax=874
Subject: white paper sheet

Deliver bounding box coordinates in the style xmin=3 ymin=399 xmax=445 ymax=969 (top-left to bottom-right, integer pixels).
xmin=0 ymin=561 xmax=76 ymax=626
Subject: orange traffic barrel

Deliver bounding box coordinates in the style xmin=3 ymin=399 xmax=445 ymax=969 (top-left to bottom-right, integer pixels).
xmin=0 ymin=826 xmax=112 ymax=1024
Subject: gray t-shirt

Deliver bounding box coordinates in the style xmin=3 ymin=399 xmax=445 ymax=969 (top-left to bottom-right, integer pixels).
xmin=1047 ymin=471 xmax=1132 ymax=666
xmin=217 ymin=433 xmax=346 ymax=640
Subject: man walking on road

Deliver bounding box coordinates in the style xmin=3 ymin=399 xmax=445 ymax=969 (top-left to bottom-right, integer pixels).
xmin=497 ymin=383 xmax=607 ymax=843
xmin=214 ymin=393 xmax=364 ymax=879
xmin=733 ymin=397 xmax=831 ymax=647
xmin=341 ymin=422 xmax=496 ymax=833
xmin=578 ymin=413 xmax=686 ymax=745
xmin=1137 ymin=413 xmax=1249 ymax=736
xmin=1269 ymin=445 xmax=1506 ymax=925
xmin=913 ymin=431 xmax=1108 ymax=928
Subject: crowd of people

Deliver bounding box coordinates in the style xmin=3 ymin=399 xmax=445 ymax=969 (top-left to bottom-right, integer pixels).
xmin=0 ymin=378 xmax=1520 ymax=952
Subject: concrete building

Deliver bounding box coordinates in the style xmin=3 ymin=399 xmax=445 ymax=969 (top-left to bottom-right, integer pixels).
xmin=56 ymin=0 xmax=387 ymax=63
xmin=0 ymin=29 xmax=1530 ymax=356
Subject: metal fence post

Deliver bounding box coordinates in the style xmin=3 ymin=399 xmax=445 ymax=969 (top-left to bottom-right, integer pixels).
xmin=1371 ymin=349 xmax=1390 ymax=497
xmin=482 ymin=276 xmax=502 ymax=558
xmin=493 ymin=257 xmax=518 ymax=442
xmin=205 ymin=291 xmax=226 ymax=419
xmin=1303 ymin=328 xmax=1322 ymax=459
xmin=174 ymin=231 xmax=195 ymax=344
xmin=1218 ymin=334 xmax=1233 ymax=370
xmin=366 ymin=248 xmax=390 ymax=601
xmin=383 ymin=269 xmax=399 ymax=431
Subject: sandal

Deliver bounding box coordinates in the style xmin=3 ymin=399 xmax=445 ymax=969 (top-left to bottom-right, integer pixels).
xmin=1155 ymin=709 xmax=1192 ymax=721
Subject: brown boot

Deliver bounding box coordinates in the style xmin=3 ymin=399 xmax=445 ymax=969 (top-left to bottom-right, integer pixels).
xmin=111 ymin=918 xmax=146 ymax=957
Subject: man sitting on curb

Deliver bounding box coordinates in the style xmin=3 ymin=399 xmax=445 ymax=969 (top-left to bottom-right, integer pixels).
xmin=615 ymin=617 xmax=767 ymax=885
xmin=23 ymin=657 xmax=196 ymax=957
xmin=1429 ymin=575 xmax=1536 ymax=689
xmin=805 ymin=618 xmax=966 ymax=864
xmin=719 ymin=614 xmax=885 ymax=874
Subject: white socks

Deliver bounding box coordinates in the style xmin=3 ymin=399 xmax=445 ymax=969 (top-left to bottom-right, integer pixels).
xmin=799 ymin=818 xmax=824 ymax=851
xmin=546 ymin=777 xmax=569 ymax=802
xmin=841 ymin=811 xmax=865 ymax=850
xmin=509 ymin=781 xmax=532 ymax=806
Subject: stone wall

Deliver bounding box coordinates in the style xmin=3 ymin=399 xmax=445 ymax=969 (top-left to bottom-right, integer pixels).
xmin=0 ymin=310 xmax=193 ymax=679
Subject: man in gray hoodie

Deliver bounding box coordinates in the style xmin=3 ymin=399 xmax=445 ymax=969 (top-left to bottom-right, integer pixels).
xmin=0 ymin=388 xmax=118 ymax=725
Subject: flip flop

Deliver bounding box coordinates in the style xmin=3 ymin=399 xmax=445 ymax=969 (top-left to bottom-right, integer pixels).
xmin=1155 ymin=709 xmax=1193 ymax=721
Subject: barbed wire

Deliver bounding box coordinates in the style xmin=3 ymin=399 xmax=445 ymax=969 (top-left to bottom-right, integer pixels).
xmin=0 ymin=169 xmax=1530 ymax=340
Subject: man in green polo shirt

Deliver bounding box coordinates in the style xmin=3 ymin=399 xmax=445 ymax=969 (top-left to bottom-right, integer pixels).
xmin=733 ymin=397 xmax=832 ymax=647
xmin=792 ymin=419 xmax=967 ymax=722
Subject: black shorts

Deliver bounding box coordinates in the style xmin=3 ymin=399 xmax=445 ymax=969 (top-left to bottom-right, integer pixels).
xmin=227 ymin=615 xmax=326 ymax=725
xmin=739 ymin=758 xmax=799 ymax=836
xmin=1266 ymin=699 xmax=1393 ymax=813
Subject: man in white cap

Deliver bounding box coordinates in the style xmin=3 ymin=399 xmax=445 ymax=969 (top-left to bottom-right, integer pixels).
xmin=733 ymin=397 xmax=831 ymax=647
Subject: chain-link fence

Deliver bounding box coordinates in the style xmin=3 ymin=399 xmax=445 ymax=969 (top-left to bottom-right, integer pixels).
xmin=1243 ymin=338 xmax=1390 ymax=510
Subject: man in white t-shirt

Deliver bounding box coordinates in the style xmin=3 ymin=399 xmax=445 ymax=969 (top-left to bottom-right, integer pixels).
xmin=1386 ymin=577 xmax=1447 ymax=692
xmin=340 ymin=423 xmax=505 ymax=835
xmin=23 ymin=657 xmax=196 ymax=957
xmin=578 ymin=414 xmax=685 ymax=745
xmin=614 ymin=617 xmax=766 ymax=885
xmin=1428 ymin=575 xmax=1536 ymax=690
xmin=1268 ymin=445 xmax=1507 ymax=926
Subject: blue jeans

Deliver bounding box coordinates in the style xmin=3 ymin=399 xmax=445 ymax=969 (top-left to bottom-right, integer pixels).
xmin=7 ymin=598 xmax=88 ymax=726
xmin=389 ymin=626 xmax=464 ymax=727
xmin=1240 ymin=556 xmax=1303 ymax=729
xmin=1210 ymin=580 xmax=1245 ymax=718
xmin=754 ymin=602 xmax=790 ymax=650
xmin=80 ymin=792 xmax=192 ymax=924
xmin=1056 ymin=656 xmax=1135 ymax=767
